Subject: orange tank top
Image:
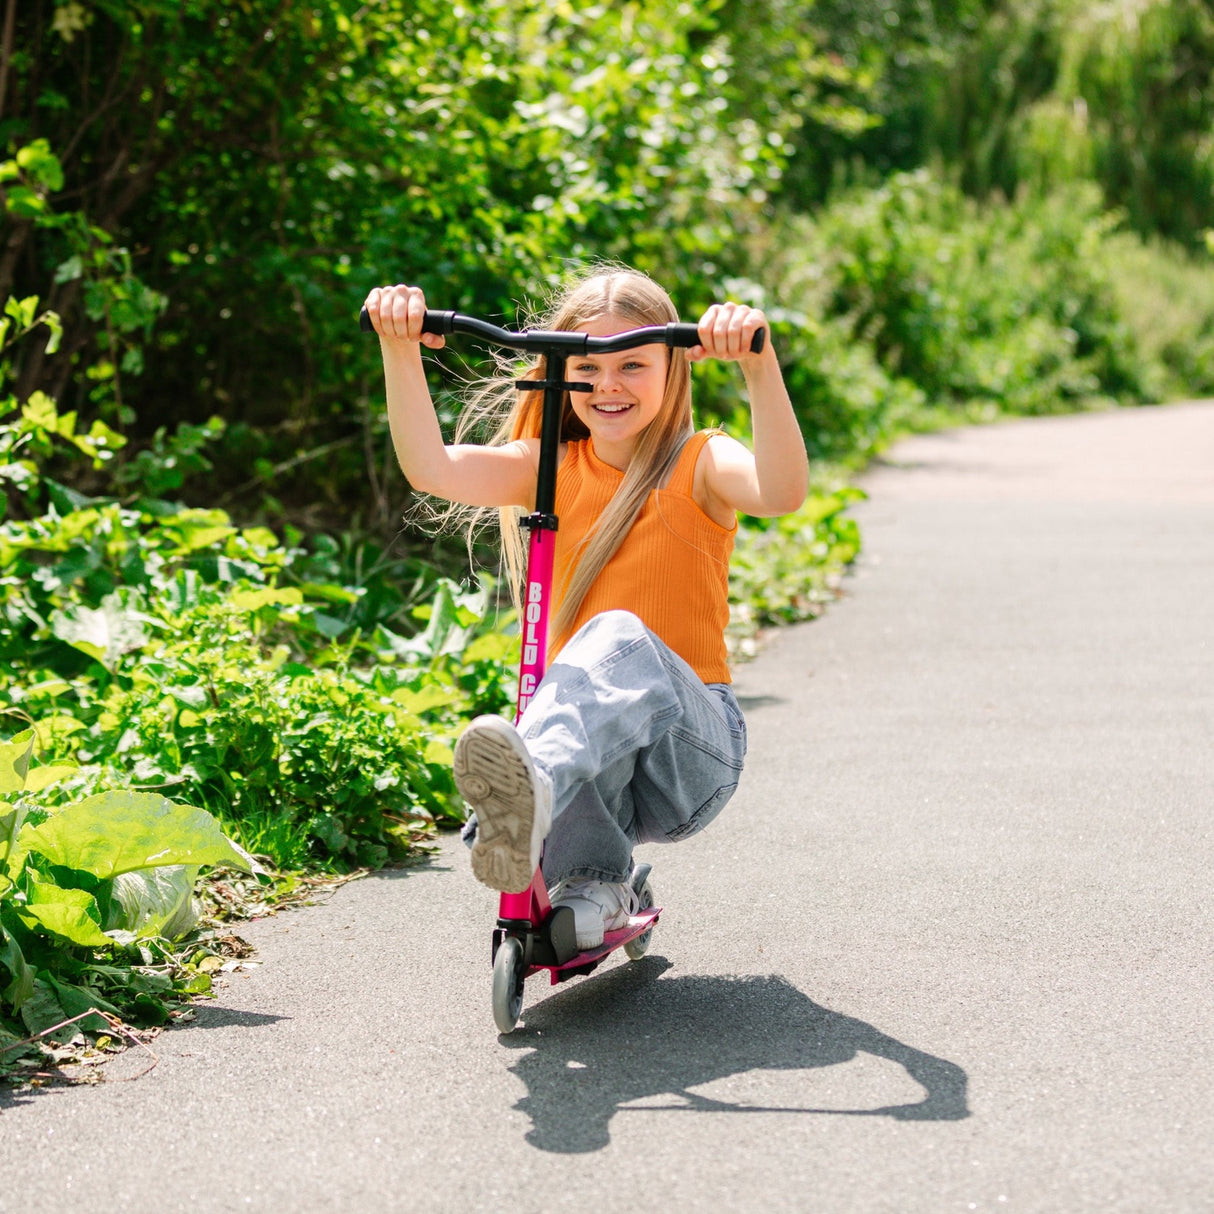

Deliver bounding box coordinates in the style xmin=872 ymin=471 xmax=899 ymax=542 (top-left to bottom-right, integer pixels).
xmin=549 ymin=430 xmax=736 ymax=684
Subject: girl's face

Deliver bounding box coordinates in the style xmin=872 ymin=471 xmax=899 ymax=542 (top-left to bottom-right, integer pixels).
xmin=568 ymin=314 xmax=669 ymax=469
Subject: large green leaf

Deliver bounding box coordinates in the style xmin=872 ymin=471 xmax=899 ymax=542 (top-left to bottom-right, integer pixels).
xmin=13 ymin=971 xmax=108 ymax=1039
xmin=0 ymin=729 xmax=33 ymax=797
xmin=19 ymin=978 xmax=70 ymax=1038
xmin=0 ymin=922 xmax=34 ymax=1010
xmin=106 ymin=865 xmax=200 ymax=941
xmin=50 ymin=590 xmax=150 ymax=669
xmin=22 ymin=762 xmax=79 ymax=794
xmin=18 ymin=791 xmax=256 ymax=880
xmin=20 ymin=876 xmax=112 ymax=948
xmin=0 ymin=801 xmax=24 ymax=890
xmin=44 ymin=974 xmax=119 ymax=1033
xmin=0 ymin=729 xmax=34 ymax=882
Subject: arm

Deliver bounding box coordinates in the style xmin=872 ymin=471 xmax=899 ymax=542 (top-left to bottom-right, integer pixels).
xmin=689 ymin=302 xmax=809 ymax=518
xmin=364 ymin=284 xmax=537 ymax=509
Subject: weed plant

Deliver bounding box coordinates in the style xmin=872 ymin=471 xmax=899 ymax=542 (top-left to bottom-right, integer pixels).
xmin=0 ymin=724 xmax=255 ymax=1081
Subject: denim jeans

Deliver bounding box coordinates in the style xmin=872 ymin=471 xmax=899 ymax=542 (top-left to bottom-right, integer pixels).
xmin=515 ymin=610 xmax=748 ymax=885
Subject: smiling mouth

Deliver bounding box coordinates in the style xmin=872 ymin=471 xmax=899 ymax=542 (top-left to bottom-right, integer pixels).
xmin=593 ymin=402 xmax=634 ymax=414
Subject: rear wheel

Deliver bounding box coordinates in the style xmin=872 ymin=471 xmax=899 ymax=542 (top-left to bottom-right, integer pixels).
xmin=624 ymin=865 xmax=656 ymax=961
xmin=492 ymin=936 xmax=525 ymax=1033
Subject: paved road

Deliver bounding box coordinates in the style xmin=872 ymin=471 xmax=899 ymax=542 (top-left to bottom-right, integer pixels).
xmin=4 ymin=403 xmax=1212 ymax=1214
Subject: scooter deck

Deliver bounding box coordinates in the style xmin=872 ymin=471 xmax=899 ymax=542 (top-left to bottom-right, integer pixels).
xmin=530 ymin=906 xmax=661 ymax=985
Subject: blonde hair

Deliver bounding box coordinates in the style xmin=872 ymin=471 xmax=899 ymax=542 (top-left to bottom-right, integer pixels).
xmin=443 ymin=265 xmax=693 ymax=637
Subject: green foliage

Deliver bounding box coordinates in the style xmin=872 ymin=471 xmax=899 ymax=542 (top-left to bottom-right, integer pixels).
xmin=766 ymin=171 xmax=1150 ymax=426
xmin=769 ymin=0 xmax=993 ymax=204
xmin=1102 ymin=232 xmax=1214 ymax=400
xmin=1053 ymin=0 xmax=1214 ymax=244
xmin=109 ymin=417 xmax=227 ymax=499
xmin=30 ymin=576 xmax=516 ymax=870
xmin=3 ymin=0 xmax=880 ymax=521
xmin=0 ymin=724 xmax=253 ymax=1075
xmin=729 ymin=488 xmax=865 ymax=658
xmin=1 ymin=345 xmax=515 ymax=872
xmin=773 ymin=311 xmax=924 ymax=464
xmin=1 ymin=138 xmax=166 ymax=428
xmin=921 ymin=0 xmax=1214 ymax=246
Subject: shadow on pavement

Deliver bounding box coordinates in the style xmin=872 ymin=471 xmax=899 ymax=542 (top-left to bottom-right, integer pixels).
xmin=501 ymin=958 xmax=969 ymax=1154
xmin=187 ymin=1005 xmax=291 ymax=1031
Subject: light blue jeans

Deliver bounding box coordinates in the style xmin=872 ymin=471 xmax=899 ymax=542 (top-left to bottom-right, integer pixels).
xmin=515 ymin=610 xmax=748 ymax=885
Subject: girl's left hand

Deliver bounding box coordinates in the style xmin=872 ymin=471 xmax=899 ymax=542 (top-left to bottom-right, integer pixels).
xmin=689 ymin=301 xmax=769 ymax=364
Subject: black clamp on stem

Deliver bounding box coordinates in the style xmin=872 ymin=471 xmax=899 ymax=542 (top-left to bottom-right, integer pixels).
xmin=514 ymin=378 xmax=593 ymax=394
xmin=520 ymin=511 xmax=558 ymax=532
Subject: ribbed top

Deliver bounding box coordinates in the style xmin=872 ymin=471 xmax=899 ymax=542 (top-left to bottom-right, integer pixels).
xmin=550 ymin=430 xmax=736 ymax=684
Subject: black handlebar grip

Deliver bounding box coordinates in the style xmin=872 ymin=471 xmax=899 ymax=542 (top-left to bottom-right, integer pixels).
xmin=358 ymin=305 xmax=455 ymax=335
xmin=422 ymin=310 xmax=455 ymax=335
xmin=664 ymin=322 xmax=765 ymax=354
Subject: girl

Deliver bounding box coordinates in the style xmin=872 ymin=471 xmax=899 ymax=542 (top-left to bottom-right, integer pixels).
xmin=364 ymin=267 xmax=808 ymax=949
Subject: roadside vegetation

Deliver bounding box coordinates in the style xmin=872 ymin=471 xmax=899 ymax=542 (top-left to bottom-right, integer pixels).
xmin=3 ymin=0 xmax=1213 ymax=1078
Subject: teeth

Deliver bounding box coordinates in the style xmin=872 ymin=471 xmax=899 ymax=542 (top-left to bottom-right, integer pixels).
xmin=595 ymin=403 xmax=632 ymax=413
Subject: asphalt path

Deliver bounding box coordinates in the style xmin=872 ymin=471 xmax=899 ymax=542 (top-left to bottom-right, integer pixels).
xmin=3 ymin=402 xmax=1212 ymax=1213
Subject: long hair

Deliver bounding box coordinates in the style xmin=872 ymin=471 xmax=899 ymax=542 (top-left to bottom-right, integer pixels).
xmin=441 ymin=265 xmax=694 ymax=636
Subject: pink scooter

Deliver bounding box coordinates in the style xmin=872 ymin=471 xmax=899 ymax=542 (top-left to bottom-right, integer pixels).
xmin=361 ymin=303 xmax=763 ymax=1032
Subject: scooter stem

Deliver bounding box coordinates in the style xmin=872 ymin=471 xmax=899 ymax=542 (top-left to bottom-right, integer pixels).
xmin=499 ymin=350 xmax=570 ymax=926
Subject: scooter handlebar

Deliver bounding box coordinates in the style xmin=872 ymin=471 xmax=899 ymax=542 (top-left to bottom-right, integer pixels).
xmin=359 ymin=306 xmax=453 ymax=336
xmin=358 ymin=306 xmax=764 ymax=355
xmin=661 ymin=321 xmax=765 ymax=354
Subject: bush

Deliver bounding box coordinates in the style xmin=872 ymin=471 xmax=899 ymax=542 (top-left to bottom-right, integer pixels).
xmin=1102 ymin=232 xmax=1214 ymax=400
xmin=758 ymin=171 xmax=1163 ymax=439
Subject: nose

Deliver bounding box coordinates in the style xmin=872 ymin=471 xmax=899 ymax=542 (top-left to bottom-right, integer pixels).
xmin=596 ymin=365 xmax=622 ymax=393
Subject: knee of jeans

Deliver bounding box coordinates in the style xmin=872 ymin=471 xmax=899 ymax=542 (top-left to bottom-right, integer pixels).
xmin=576 ymin=609 xmax=646 ymax=646
xmin=663 ymin=783 xmax=737 ymax=842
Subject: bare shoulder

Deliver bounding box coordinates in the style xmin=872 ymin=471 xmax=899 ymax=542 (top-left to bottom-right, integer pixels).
xmin=703 ymin=430 xmax=752 ymax=463
xmin=698 ymin=432 xmax=756 ymax=483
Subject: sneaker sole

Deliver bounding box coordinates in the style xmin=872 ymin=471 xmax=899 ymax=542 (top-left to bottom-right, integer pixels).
xmin=575 ymin=931 xmax=604 ymax=950
xmin=454 ymin=718 xmax=538 ymax=893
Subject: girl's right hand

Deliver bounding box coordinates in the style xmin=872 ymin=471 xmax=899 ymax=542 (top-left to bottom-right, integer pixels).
xmin=362 ymin=284 xmax=446 ymax=349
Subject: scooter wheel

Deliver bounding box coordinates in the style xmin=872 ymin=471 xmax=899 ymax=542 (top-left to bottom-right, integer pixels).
xmin=492 ymin=935 xmax=525 ymax=1033
xmin=624 ymin=865 xmax=656 ymax=961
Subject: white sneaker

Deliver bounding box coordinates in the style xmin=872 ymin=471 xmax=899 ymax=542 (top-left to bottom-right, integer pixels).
xmin=454 ymin=715 xmax=552 ymax=893
xmin=549 ymin=877 xmax=640 ymax=950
